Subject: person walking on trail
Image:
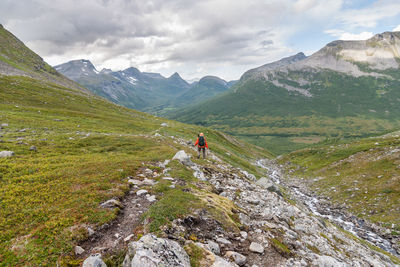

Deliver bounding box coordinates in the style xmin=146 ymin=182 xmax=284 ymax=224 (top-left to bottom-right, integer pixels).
xmin=194 ymin=133 xmax=208 ymax=159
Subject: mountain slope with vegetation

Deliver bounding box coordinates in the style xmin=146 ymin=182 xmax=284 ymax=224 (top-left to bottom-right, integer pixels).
xmin=1 ymin=26 xmax=399 ymax=267
xmin=169 ymin=32 xmax=400 ymax=155
xmin=0 ymin=25 xmax=268 ymax=265
xmin=54 ymin=61 xmax=191 ymax=110
xmin=149 ymin=75 xmax=234 ymax=115
xmin=0 ymin=24 xmax=86 ymax=93
xmin=55 ymin=60 xmax=235 ymax=114
xmin=279 ymin=131 xmax=400 ymax=247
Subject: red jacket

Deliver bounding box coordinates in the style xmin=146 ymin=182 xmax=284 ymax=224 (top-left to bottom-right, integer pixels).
xmin=194 ymin=137 xmax=208 ymax=148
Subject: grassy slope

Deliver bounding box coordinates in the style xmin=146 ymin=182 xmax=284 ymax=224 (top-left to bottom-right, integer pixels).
xmin=0 ymin=26 xmax=84 ymax=93
xmin=278 ymin=132 xmax=400 ymax=230
xmin=169 ymin=70 xmax=400 ymax=155
xmin=0 ymin=75 xmax=270 ymax=265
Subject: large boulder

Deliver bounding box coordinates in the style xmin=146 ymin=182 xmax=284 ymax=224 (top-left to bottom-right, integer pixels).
xmin=99 ymin=199 xmax=122 ymax=209
xmin=172 ymin=150 xmax=194 ymax=167
xmin=256 ymin=177 xmax=282 ymax=196
xmin=82 ymin=254 xmax=107 ymax=267
xmin=123 ymin=234 xmax=190 ymax=267
xmin=255 ymin=177 xmax=273 ymax=188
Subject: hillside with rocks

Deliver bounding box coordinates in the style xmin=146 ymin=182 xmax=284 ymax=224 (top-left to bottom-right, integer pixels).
xmin=75 ymin=138 xmax=400 ymax=267
xmin=1 ymin=25 xmax=400 ymax=266
xmin=169 ymin=31 xmax=400 ymax=154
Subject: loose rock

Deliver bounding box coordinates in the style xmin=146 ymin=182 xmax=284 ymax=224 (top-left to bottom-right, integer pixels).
xmin=312 ymin=255 xmax=347 ymax=267
xmin=100 ymin=199 xmax=122 ymax=209
xmin=136 ymin=189 xmax=148 ymax=196
xmin=75 ymin=245 xmax=85 ymax=255
xmin=146 ymin=195 xmax=156 ymax=202
xmin=172 ymin=150 xmax=194 ymax=166
xmin=82 ymin=253 xmax=106 ymax=267
xmin=128 ymin=179 xmax=142 ymax=185
xmin=225 ymin=251 xmax=247 ymax=266
xmin=207 ymin=240 xmax=221 ymax=255
xmin=123 ymin=234 xmax=190 ymax=267
xmin=216 ymin=237 xmax=232 ymax=245
xmin=249 ymin=242 xmax=264 ymax=254
xmin=0 ymin=151 xmax=14 ymax=158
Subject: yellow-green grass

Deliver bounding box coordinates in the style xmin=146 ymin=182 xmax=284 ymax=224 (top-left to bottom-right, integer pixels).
xmin=279 ymin=135 xmax=400 ymax=228
xmin=0 ymin=75 xmax=270 ymax=265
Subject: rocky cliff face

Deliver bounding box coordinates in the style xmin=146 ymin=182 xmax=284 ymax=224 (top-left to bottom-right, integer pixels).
xmin=247 ymin=32 xmax=400 ymax=84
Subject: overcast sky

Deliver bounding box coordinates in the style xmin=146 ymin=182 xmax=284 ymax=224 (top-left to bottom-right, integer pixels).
xmin=1 ymin=0 xmax=400 ymax=81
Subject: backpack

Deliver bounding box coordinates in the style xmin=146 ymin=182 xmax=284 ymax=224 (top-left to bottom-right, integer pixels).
xmin=198 ymin=136 xmax=205 ymax=147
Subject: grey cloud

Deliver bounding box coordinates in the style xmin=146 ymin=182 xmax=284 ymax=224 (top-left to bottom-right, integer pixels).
xmin=2 ymin=0 xmax=395 ymax=80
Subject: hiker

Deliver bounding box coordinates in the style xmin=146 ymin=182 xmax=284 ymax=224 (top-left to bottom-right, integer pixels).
xmin=194 ymin=132 xmax=208 ymax=159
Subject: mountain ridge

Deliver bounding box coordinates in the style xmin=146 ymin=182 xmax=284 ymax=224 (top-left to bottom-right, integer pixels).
xmin=169 ymin=31 xmax=400 ymax=154
xmin=55 ymin=59 xmax=236 ymax=112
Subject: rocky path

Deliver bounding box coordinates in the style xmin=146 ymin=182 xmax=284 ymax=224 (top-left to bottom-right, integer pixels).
xmin=77 ymin=164 xmax=165 ymax=260
xmin=80 ymin=135 xmax=399 ymax=267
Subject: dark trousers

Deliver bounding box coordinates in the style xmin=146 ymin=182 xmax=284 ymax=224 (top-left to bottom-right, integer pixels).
xmin=198 ymin=147 xmax=206 ymax=159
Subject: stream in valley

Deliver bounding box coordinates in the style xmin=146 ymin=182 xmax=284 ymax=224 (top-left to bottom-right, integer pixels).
xmin=255 ymin=159 xmax=399 ymax=257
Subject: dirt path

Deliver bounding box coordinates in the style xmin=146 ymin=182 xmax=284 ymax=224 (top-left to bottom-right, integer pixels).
xmin=78 ymin=191 xmax=151 ymax=259
xmin=77 ymin=163 xmax=165 ymax=260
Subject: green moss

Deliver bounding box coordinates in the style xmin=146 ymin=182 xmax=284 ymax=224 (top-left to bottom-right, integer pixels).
xmin=306 ymin=244 xmax=321 ymax=254
xmin=143 ymin=188 xmax=202 ymax=233
xmin=270 ymin=238 xmax=293 ymax=257
xmin=104 ymin=250 xmax=127 ymax=267
xmin=184 ymin=243 xmax=206 ymax=267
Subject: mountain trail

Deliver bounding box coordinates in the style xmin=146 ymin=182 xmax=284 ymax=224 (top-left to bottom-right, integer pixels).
xmin=78 ymin=165 xmax=160 ymax=259
xmin=79 ymin=135 xmax=399 ymax=266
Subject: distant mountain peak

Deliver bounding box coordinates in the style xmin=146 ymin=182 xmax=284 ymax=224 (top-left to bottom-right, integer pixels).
xmin=199 ymin=75 xmax=227 ymax=85
xmin=167 ymin=72 xmax=189 ymax=86
xmin=169 ymin=72 xmax=181 ymax=78
xmin=54 ymin=59 xmax=99 ymax=79
xmin=100 ymin=68 xmax=113 ymax=74
xmin=242 ymin=52 xmax=307 ymax=79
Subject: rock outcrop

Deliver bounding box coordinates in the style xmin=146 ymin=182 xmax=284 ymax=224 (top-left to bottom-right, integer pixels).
xmin=122 ymin=234 xmax=190 ymax=267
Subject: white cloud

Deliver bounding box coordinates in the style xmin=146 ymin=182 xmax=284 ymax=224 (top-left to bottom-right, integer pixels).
xmin=325 ymin=30 xmax=373 ymax=40
xmin=394 ymin=25 xmax=400 ymax=31
xmin=338 ymin=1 xmax=400 ymax=29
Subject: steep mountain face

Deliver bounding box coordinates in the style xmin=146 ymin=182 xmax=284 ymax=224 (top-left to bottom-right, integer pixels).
xmin=170 ymin=31 xmax=400 ymax=155
xmin=55 ymin=60 xmax=191 ymax=111
xmin=0 ymin=24 xmax=87 ymax=93
xmin=242 ymin=52 xmax=307 ymax=80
